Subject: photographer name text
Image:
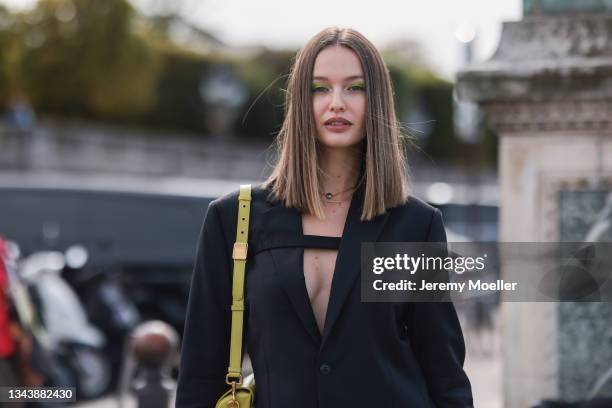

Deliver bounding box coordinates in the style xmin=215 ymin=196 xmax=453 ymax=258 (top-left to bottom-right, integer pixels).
xmin=372 ymin=279 xmax=517 ymax=292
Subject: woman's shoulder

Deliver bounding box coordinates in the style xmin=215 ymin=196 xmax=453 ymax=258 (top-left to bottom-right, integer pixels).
xmin=386 ymin=194 xmax=444 ymax=240
xmin=208 ymin=182 xmax=273 ymax=213
xmin=391 ymin=194 xmax=440 ymax=218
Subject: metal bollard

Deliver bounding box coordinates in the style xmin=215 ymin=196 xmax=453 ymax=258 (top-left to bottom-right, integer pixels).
xmin=129 ymin=321 xmax=179 ymax=408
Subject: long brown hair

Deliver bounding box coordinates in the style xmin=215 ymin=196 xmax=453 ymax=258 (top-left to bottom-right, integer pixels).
xmin=264 ymin=26 xmax=409 ymax=221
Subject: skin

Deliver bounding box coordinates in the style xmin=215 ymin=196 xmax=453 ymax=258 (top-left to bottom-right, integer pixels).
xmin=311 ymin=45 xmax=367 ymax=198
xmin=302 ymin=45 xmax=367 ymax=333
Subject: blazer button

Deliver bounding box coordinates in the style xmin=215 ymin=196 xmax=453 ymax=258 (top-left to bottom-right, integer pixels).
xmin=319 ymin=363 xmax=332 ymax=376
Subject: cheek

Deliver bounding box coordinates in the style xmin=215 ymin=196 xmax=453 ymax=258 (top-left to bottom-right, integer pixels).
xmin=312 ymin=96 xmax=327 ymax=119
xmin=352 ymin=98 xmax=366 ymax=125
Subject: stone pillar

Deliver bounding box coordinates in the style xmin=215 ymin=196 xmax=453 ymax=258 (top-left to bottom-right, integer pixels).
xmin=457 ymin=2 xmax=612 ymax=407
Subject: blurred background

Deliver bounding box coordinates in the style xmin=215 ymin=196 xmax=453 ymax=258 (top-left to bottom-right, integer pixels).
xmin=0 ymin=0 xmax=610 ymax=407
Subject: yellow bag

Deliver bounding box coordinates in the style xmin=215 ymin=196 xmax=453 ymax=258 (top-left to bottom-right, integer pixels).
xmin=215 ymin=373 xmax=255 ymax=408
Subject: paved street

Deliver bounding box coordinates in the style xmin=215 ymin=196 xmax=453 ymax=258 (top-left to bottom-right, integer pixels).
xmin=75 ymin=393 xmax=175 ymax=408
xmin=464 ymin=345 xmax=503 ymax=408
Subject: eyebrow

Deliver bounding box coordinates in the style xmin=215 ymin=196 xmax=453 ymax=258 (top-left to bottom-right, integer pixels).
xmin=312 ymin=75 xmax=364 ymax=81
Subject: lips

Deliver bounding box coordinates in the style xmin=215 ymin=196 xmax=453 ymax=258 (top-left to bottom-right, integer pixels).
xmin=324 ymin=117 xmax=352 ymax=126
xmin=323 ymin=117 xmax=353 ymax=133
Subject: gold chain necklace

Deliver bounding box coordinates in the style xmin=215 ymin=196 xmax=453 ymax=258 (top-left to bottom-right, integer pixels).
xmin=319 ymin=175 xmax=364 ymax=202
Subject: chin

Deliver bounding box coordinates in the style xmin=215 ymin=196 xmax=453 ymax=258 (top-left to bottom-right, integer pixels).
xmin=318 ymin=132 xmax=364 ymax=149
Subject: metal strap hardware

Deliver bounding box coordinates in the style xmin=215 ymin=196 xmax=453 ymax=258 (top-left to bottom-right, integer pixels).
xmin=232 ymin=243 xmax=248 ymax=260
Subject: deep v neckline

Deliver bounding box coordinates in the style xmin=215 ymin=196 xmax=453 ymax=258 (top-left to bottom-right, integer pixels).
xmin=299 ymin=199 xmax=354 ymax=336
xmin=262 ymin=180 xmax=389 ymax=348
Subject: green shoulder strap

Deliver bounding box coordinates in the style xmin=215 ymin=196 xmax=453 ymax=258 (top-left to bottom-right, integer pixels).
xmin=226 ymin=184 xmax=251 ymax=384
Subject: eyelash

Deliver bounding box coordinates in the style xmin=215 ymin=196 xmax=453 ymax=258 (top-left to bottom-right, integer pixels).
xmin=311 ymin=84 xmax=366 ymax=93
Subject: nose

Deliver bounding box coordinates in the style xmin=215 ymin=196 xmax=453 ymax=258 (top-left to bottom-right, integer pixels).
xmin=329 ymin=87 xmax=346 ymax=112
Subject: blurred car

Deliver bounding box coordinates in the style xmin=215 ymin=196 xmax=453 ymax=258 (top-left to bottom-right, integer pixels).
xmin=0 ymin=176 xmax=224 ymax=335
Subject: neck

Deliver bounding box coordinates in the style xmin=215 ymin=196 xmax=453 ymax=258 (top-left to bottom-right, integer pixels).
xmin=318 ymin=146 xmax=362 ymax=197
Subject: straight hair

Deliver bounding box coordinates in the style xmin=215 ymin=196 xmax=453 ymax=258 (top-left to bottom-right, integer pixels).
xmin=264 ymin=26 xmax=409 ymax=221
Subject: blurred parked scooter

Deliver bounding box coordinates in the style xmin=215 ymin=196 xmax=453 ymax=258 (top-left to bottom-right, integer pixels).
xmin=16 ymin=248 xmax=111 ymax=399
xmin=61 ymin=245 xmax=141 ymax=389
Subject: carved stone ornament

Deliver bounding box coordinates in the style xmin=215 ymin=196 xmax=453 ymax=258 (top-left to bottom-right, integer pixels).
xmin=483 ymin=100 xmax=612 ymax=132
xmin=457 ymin=15 xmax=612 ymax=133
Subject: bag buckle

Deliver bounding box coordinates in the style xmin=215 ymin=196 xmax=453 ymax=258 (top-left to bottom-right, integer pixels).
xmin=232 ymin=243 xmax=248 ymax=260
xmin=226 ymin=373 xmax=243 ymax=385
xmin=225 ymin=373 xmax=242 ymax=408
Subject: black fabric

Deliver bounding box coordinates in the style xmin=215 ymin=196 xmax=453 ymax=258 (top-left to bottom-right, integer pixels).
xmin=176 ymin=183 xmax=474 ymax=408
xmin=252 ymin=234 xmax=341 ymax=254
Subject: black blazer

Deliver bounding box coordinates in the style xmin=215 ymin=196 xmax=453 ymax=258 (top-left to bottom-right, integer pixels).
xmin=176 ymin=183 xmax=473 ymax=408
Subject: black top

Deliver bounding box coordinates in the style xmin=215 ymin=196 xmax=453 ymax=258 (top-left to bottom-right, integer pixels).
xmin=176 ymin=183 xmax=473 ymax=408
xmin=252 ymin=234 xmax=341 ymax=254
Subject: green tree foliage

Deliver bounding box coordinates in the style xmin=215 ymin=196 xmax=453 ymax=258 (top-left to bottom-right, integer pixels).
xmin=234 ymin=49 xmax=293 ymax=140
xmin=0 ymin=5 xmax=23 ymax=107
xmin=0 ymin=2 xmax=493 ymax=164
xmin=387 ymin=55 xmax=496 ymax=167
xmin=144 ymin=47 xmax=211 ymax=132
xmin=20 ymin=0 xmax=159 ymax=119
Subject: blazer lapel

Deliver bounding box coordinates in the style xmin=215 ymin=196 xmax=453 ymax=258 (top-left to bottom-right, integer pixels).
xmin=320 ymin=184 xmax=388 ymax=349
xmin=258 ymin=184 xmax=389 ymax=349
xmin=261 ymin=197 xmax=322 ymax=345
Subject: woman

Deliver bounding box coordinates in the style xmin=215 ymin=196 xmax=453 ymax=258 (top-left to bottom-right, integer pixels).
xmin=176 ymin=27 xmax=473 ymax=407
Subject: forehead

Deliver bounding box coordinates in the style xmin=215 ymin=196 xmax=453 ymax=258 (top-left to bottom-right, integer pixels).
xmin=313 ymin=46 xmax=363 ymax=79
